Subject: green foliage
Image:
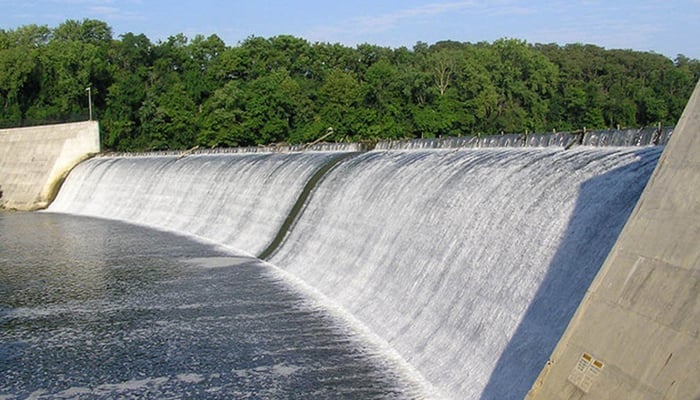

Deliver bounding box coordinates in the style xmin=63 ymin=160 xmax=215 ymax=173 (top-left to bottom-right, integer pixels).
xmin=1 ymin=19 xmax=698 ymax=147
xmin=198 ymin=80 xmax=248 ymax=148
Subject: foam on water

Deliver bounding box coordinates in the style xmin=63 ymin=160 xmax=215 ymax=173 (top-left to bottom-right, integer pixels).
xmin=261 ymin=259 xmax=445 ymax=399
xmin=1 ymin=213 xmax=426 ymax=399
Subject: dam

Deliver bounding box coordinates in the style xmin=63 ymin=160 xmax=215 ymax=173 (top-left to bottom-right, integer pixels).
xmin=1 ymin=82 xmax=698 ymax=398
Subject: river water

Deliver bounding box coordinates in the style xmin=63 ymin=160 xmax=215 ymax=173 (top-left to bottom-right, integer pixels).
xmin=0 ymin=212 xmax=426 ymax=399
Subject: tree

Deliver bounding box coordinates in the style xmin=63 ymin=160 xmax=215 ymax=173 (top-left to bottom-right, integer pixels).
xmin=0 ymin=34 xmax=40 ymax=126
xmin=486 ymin=39 xmax=558 ymax=132
xmin=199 ymin=80 xmax=248 ymax=147
xmin=2 ymin=19 xmax=697 ymax=149
xmin=244 ymin=69 xmax=306 ymax=144
xmin=23 ymin=19 xmax=112 ymax=123
xmin=138 ymin=81 xmax=197 ymax=150
xmin=429 ymin=49 xmax=458 ymax=96
xmin=182 ymin=34 xmax=226 ymax=106
xmin=453 ymin=45 xmax=498 ymax=134
xmin=317 ymin=69 xmax=362 ymax=141
xmin=101 ymin=32 xmax=153 ymax=150
xmin=362 ymin=59 xmax=409 ymax=139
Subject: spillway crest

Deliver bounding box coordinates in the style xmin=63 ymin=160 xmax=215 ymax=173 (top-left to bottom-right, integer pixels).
xmin=48 ymin=146 xmax=662 ymax=399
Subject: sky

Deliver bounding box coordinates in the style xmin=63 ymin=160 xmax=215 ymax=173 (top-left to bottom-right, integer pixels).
xmin=1 ymin=0 xmax=699 ymax=60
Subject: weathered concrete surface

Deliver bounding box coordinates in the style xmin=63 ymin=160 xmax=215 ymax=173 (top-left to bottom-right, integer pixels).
xmin=0 ymin=121 xmax=99 ymax=210
xmin=527 ymin=81 xmax=700 ymax=399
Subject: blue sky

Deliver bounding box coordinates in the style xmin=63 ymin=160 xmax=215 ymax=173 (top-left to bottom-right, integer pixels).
xmin=1 ymin=0 xmax=699 ymax=59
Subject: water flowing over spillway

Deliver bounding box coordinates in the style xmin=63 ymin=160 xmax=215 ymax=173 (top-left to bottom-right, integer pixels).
xmin=49 ymin=152 xmax=342 ymax=256
xmin=268 ymin=146 xmax=662 ymax=399
xmin=48 ymin=146 xmax=662 ymax=399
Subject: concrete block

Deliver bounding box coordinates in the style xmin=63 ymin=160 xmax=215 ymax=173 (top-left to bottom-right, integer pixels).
xmin=0 ymin=121 xmax=99 ymax=210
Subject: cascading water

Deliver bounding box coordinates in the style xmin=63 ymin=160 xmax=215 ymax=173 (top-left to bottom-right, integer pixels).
xmin=47 ymin=144 xmax=663 ymax=399
xmin=268 ymin=146 xmax=662 ymax=399
xmin=48 ymin=152 xmax=343 ymax=256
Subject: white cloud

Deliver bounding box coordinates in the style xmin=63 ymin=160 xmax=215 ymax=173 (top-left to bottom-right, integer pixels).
xmin=90 ymin=6 xmax=119 ymax=14
xmin=88 ymin=5 xmax=143 ymax=20
xmin=305 ymin=0 xmax=535 ymax=43
xmin=349 ymin=1 xmax=478 ymax=34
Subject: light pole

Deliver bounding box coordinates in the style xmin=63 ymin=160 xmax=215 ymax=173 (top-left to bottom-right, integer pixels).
xmin=85 ymin=87 xmax=92 ymax=121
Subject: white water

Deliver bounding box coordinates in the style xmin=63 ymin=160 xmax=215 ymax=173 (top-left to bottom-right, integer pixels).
xmin=48 ymin=152 xmax=339 ymax=256
xmin=269 ymin=146 xmax=662 ymax=399
xmin=47 ymin=146 xmax=662 ymax=399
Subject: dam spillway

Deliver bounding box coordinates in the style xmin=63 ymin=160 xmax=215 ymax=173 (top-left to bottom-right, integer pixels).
xmin=48 ymin=151 xmax=347 ymax=256
xmin=266 ymin=147 xmax=661 ymax=399
xmin=46 ymin=144 xmax=663 ymax=399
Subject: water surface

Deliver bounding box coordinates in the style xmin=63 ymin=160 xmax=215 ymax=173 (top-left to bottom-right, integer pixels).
xmin=0 ymin=212 xmax=423 ymax=399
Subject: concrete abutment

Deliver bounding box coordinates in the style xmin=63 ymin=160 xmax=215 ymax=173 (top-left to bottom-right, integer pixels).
xmin=527 ymin=80 xmax=700 ymax=399
xmin=0 ymin=121 xmax=100 ymax=210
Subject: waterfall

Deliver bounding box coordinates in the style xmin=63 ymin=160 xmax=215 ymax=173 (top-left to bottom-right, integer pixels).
xmin=48 ymin=152 xmax=343 ymax=256
xmin=268 ymin=146 xmax=662 ymax=399
xmin=48 ymin=145 xmax=662 ymax=399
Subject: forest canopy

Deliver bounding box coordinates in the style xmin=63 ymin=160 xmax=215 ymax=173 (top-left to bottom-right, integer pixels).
xmin=1 ymin=19 xmax=698 ymax=151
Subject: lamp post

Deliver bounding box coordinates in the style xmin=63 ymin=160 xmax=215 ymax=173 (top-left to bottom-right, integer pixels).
xmin=85 ymin=87 xmax=92 ymax=121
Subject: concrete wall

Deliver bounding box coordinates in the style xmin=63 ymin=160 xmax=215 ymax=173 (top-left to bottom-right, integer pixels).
xmin=527 ymin=81 xmax=700 ymax=399
xmin=0 ymin=121 xmax=100 ymax=210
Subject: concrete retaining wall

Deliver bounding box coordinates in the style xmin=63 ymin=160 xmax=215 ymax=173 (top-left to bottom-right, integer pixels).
xmin=527 ymin=81 xmax=700 ymax=399
xmin=0 ymin=121 xmax=100 ymax=210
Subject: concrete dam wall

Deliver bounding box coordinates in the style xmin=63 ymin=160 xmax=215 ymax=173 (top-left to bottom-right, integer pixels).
xmin=0 ymin=121 xmax=100 ymax=210
xmin=527 ymin=80 xmax=700 ymax=400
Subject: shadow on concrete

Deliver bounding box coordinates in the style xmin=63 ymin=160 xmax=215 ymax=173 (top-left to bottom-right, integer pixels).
xmin=479 ymin=149 xmax=662 ymax=400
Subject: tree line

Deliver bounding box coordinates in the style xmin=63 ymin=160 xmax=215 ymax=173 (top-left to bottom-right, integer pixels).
xmin=1 ymin=19 xmax=698 ymax=151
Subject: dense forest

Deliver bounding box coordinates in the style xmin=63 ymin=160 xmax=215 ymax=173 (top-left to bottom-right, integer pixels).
xmin=1 ymin=19 xmax=698 ymax=151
